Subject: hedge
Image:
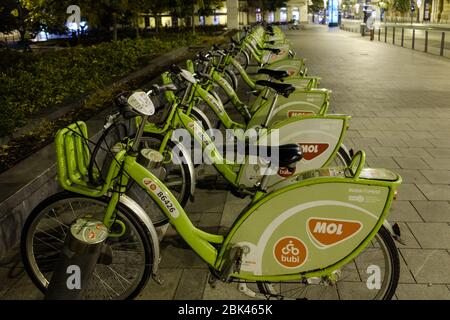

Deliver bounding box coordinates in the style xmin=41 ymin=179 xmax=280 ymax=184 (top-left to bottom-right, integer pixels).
xmin=0 ymin=33 xmax=204 ymax=136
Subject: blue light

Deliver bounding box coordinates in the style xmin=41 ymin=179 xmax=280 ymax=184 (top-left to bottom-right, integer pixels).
xmin=328 ymin=0 xmax=339 ymax=26
xmin=66 ymin=21 xmax=88 ymax=31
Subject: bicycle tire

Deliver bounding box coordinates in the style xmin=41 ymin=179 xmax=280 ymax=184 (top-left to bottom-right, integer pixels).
xmin=21 ymin=191 xmax=153 ymax=300
xmin=258 ymin=225 xmax=400 ymax=300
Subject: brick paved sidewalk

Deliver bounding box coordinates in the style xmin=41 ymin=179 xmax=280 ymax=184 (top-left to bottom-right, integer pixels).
xmin=1 ymin=24 xmax=449 ymax=300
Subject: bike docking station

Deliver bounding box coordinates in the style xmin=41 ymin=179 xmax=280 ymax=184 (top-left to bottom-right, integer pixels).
xmin=19 ymin=24 xmax=409 ymax=303
xmin=45 ymin=218 xmax=109 ymax=300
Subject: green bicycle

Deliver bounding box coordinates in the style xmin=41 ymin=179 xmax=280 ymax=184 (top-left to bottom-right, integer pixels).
xmin=21 ymin=91 xmax=402 ymax=299
xmin=136 ymin=69 xmax=352 ymax=221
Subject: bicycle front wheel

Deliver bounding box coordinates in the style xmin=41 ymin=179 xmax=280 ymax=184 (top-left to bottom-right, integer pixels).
xmin=258 ymin=226 xmax=400 ymax=300
xmin=21 ymin=192 xmax=153 ymax=300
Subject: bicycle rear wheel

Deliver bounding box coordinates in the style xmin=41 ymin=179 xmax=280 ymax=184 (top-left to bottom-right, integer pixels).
xmin=21 ymin=192 xmax=153 ymax=300
xmin=258 ymin=226 xmax=400 ymax=300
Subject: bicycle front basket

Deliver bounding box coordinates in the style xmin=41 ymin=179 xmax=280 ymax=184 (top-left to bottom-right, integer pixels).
xmin=55 ymin=121 xmax=117 ymax=197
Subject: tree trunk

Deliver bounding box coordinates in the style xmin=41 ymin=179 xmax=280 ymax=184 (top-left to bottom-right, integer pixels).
xmin=155 ymin=14 xmax=160 ymax=33
xmin=192 ymin=4 xmax=196 ymax=35
xmin=112 ymin=14 xmax=118 ymax=41
xmin=135 ymin=15 xmax=140 ymax=38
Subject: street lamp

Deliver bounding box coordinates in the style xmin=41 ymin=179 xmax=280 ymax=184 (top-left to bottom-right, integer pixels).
xmin=416 ymin=0 xmax=422 ymax=23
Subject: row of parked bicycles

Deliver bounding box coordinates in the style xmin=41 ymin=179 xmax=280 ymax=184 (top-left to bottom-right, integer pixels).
xmin=21 ymin=25 xmax=402 ymax=300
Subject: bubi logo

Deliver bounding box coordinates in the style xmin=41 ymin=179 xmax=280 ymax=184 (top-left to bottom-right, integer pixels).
xmin=277 ymin=166 xmax=296 ymax=178
xmin=287 ymin=70 xmax=296 ymax=76
xmin=298 ymin=143 xmax=329 ymax=160
xmin=273 ymin=236 xmax=307 ymax=269
xmin=308 ymin=218 xmax=362 ymax=248
xmin=287 ymin=111 xmax=314 ymax=118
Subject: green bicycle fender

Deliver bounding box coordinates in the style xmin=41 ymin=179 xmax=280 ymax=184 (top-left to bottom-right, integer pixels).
xmin=215 ymin=167 xmax=402 ymax=281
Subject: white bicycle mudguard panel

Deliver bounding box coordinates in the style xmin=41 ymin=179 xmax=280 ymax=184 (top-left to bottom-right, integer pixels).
xmin=237 ymin=116 xmax=349 ymax=188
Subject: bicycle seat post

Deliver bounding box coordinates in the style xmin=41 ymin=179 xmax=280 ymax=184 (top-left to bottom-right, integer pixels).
xmin=263 ymin=91 xmax=279 ymax=128
xmin=257 ymin=165 xmax=272 ymax=192
xmin=181 ymin=83 xmax=193 ymax=106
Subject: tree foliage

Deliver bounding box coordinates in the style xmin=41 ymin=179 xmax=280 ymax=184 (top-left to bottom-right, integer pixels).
xmin=392 ymin=0 xmax=410 ymax=13
xmin=309 ymin=0 xmax=324 ymax=14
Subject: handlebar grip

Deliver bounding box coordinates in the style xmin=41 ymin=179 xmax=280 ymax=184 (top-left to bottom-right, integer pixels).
xmin=114 ymin=93 xmax=139 ymax=120
xmin=169 ymin=64 xmax=183 ymax=74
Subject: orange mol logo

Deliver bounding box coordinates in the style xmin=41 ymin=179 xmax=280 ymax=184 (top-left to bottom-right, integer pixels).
xmin=287 ymin=111 xmax=314 ymax=118
xmin=273 ymin=236 xmax=307 ymax=269
xmin=308 ymin=218 xmax=362 ymax=247
xmin=298 ymin=143 xmax=329 ymax=160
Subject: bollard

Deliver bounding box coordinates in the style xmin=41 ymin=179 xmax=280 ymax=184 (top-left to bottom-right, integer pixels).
xmin=425 ymin=30 xmax=428 ymax=52
xmin=378 ymin=28 xmax=381 ymax=41
xmin=393 ymin=27 xmax=396 ymax=45
xmin=45 ymin=217 xmax=109 ymax=300
xmin=412 ymin=29 xmax=415 ymax=50
xmin=385 ymin=27 xmax=387 ymax=43
xmin=401 ymin=28 xmax=404 ymax=47
xmin=360 ymin=23 xmax=366 ymax=37
xmin=440 ymin=32 xmax=445 ymax=56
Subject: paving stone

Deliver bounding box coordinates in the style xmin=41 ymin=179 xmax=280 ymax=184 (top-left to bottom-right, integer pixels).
xmin=389 ymin=201 xmax=423 ymax=222
xmin=394 ymin=157 xmax=431 ymax=170
xmin=401 ymin=138 xmax=434 ymax=148
xmin=186 ymin=190 xmax=227 ymax=213
xmin=420 ymin=170 xmax=450 ymax=184
xmin=392 ymin=169 xmax=430 ymax=184
xmin=425 ymin=148 xmax=450 ymax=159
xmin=349 ymin=137 xmax=382 ymax=148
xmin=174 ymin=269 xmax=209 ymax=300
xmin=416 ymin=184 xmax=450 ymax=201
xmin=397 ymin=147 xmax=433 ymax=159
xmin=396 ymin=284 xmax=450 ymax=300
xmin=346 ymin=130 xmax=361 ymax=138
xmin=424 ymin=158 xmax=450 ymax=170
xmin=370 ymin=146 xmax=402 ymax=157
xmin=1 ymin=272 xmax=43 ymax=300
xmin=0 ymin=266 xmax=25 ymax=298
xmin=365 ymin=156 xmax=400 ymax=169
xmin=398 ymin=253 xmax=416 ymax=284
xmin=407 ymin=223 xmax=450 ymax=249
xmin=396 ymin=184 xmax=426 ymax=201
xmin=137 ymin=268 xmax=183 ymax=300
xmin=376 ymin=137 xmax=407 ymax=148
xmin=220 ymin=193 xmax=251 ymax=228
xmin=431 ymin=139 xmax=450 ymax=148
xmin=159 ymin=236 xmax=209 ymax=269
xmin=411 ymin=201 xmax=450 ymax=222
xmin=429 ymin=131 xmax=450 ymax=139
xmin=395 ymin=222 xmax=421 ymax=249
xmin=358 ymin=130 xmax=388 ymax=139
xmin=203 ymin=281 xmax=257 ymax=300
xmin=400 ymin=249 xmax=450 ymax=284
xmin=198 ymin=213 xmax=222 ymax=228
xmin=405 ymin=131 xmax=434 ymax=140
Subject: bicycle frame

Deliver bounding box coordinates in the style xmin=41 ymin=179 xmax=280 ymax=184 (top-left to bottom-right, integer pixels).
xmin=104 ymin=148 xmax=401 ymax=282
